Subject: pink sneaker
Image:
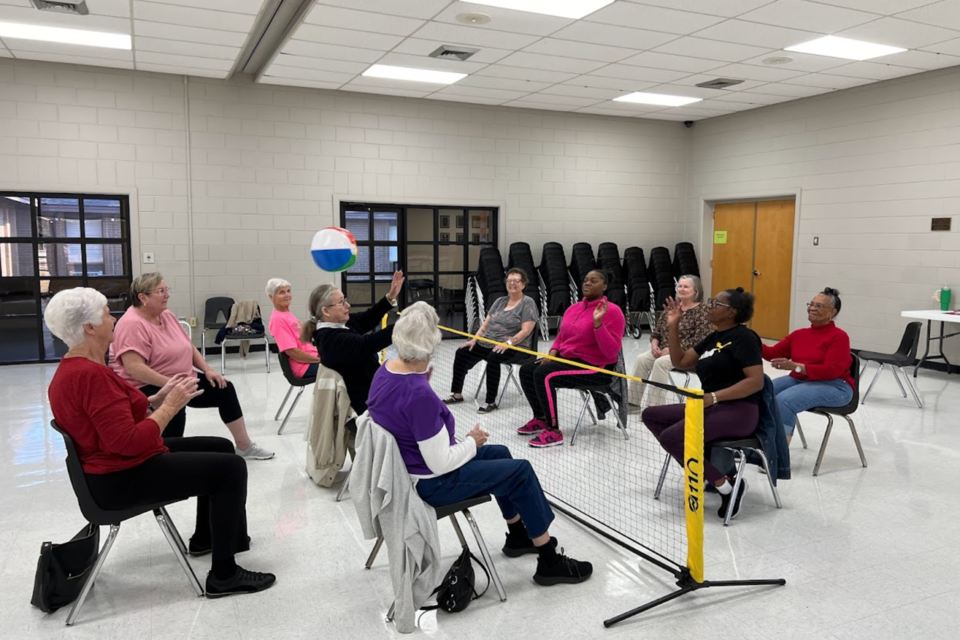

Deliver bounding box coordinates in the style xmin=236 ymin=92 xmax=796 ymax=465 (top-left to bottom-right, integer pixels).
xmin=518 ymin=418 xmax=547 ymax=436
xmin=529 ymin=430 xmax=564 ymax=448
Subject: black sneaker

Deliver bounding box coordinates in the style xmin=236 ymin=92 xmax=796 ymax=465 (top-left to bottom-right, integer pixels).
xmin=533 ymin=549 xmax=593 ymax=586
xmin=205 ymin=566 xmax=276 ymax=598
xmin=718 ymin=478 xmax=747 ymax=521
xmin=502 ymin=534 xmax=557 ymax=558
xmin=478 ymin=403 xmax=498 ymax=414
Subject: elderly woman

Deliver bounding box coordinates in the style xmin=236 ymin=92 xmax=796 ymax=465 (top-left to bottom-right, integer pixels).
xmin=109 ymin=273 xmax=273 ymax=460
xmin=443 ymin=267 xmax=539 ymax=413
xmin=266 ymin=278 xmax=321 ymax=378
xmin=518 ymin=269 xmax=625 ymax=448
xmin=367 ymin=302 xmax=592 ymax=586
xmin=642 ymin=288 xmax=764 ymax=520
xmin=763 ymin=287 xmax=853 ymax=444
xmin=629 ymin=275 xmax=711 ymax=408
xmin=45 ymin=288 xmax=276 ymax=597
xmin=301 ymin=270 xmax=404 ymax=416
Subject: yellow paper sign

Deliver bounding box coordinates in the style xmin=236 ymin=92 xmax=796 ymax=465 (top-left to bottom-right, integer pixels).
xmin=714 ymin=230 xmax=728 ymax=244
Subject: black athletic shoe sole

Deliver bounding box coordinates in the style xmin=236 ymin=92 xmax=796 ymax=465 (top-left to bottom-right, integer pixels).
xmin=533 ymin=571 xmax=593 ymax=586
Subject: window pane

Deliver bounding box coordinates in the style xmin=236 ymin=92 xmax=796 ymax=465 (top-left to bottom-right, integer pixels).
xmin=85 ymin=244 xmax=127 ymax=276
xmin=374 ymin=282 xmax=392 ymax=301
xmin=0 ymin=277 xmax=37 ymax=316
xmin=469 ymin=210 xmax=493 ymax=241
xmin=406 ymin=277 xmax=436 ymax=305
xmin=373 ymin=211 xmax=398 ymax=243
xmin=344 ymin=210 xmax=370 ymax=241
xmin=40 ymin=243 xmax=83 ymax=276
xmin=41 ymin=279 xmax=83 ymax=361
xmin=0 ymin=243 xmax=35 ymax=276
xmin=39 ymin=198 xmax=80 ymax=238
xmin=0 ymin=196 xmax=32 ymax=238
xmin=468 ymin=245 xmax=482 ymax=271
xmin=438 ymin=245 xmax=464 ymax=272
xmin=442 ymin=209 xmax=465 ymax=233
xmin=407 ymin=208 xmax=434 ymax=242
xmin=407 ymin=245 xmax=434 ymax=273
xmin=90 ymin=277 xmax=130 ymax=312
xmin=83 ymin=199 xmax=125 ymax=239
xmin=347 ymin=285 xmax=372 ymax=307
xmin=347 ymin=245 xmax=370 ymax=274
xmin=0 ymin=317 xmax=39 ymax=362
xmin=373 ymin=246 xmax=396 ymax=273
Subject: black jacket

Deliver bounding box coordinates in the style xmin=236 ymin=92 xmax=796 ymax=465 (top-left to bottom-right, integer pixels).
xmin=313 ymin=297 xmax=395 ymax=415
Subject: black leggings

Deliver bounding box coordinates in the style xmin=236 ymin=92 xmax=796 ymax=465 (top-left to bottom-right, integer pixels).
xmin=141 ymin=375 xmax=244 ymax=439
xmin=519 ymin=358 xmax=614 ymax=432
xmin=450 ymin=344 xmax=530 ymax=404
xmin=86 ymin=437 xmax=248 ymax=564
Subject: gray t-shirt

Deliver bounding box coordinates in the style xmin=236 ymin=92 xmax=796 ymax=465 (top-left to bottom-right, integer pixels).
xmin=485 ymin=295 xmax=539 ymax=348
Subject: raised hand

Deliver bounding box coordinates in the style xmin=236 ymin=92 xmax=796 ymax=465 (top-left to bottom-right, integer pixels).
xmin=593 ymin=298 xmax=609 ymax=324
xmin=663 ymin=296 xmax=682 ymax=327
xmin=387 ymin=270 xmax=405 ymax=302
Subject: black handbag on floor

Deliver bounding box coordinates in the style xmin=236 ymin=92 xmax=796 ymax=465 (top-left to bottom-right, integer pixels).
xmin=425 ymin=547 xmax=490 ymax=613
xmin=31 ymin=523 xmax=100 ymax=613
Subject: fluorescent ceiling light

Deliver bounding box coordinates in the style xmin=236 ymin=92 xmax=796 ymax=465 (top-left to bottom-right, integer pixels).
xmin=785 ymin=35 xmax=906 ymax=61
xmin=0 ymin=21 xmax=131 ymax=50
xmin=613 ymin=92 xmax=702 ymax=107
xmin=362 ymin=64 xmax=466 ymax=85
xmin=467 ymin=0 xmax=615 ymax=20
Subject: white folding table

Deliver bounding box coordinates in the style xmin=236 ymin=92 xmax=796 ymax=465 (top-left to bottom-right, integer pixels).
xmin=900 ymin=310 xmax=960 ymax=377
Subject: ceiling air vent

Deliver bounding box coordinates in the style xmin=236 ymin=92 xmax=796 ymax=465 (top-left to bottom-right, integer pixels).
xmin=428 ymin=45 xmax=479 ymax=62
xmin=30 ymin=0 xmax=89 ymax=15
xmin=695 ymin=78 xmax=744 ymax=90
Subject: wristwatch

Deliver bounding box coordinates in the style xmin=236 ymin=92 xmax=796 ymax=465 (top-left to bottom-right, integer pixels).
xmin=506 ymin=339 xmax=513 ymax=346
xmin=795 ymin=365 xmax=803 ymax=374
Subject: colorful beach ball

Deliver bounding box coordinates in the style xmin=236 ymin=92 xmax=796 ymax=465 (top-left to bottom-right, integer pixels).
xmin=311 ymin=227 xmax=357 ymax=272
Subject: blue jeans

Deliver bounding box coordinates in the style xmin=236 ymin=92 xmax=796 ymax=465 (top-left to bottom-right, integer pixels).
xmin=303 ymin=362 xmax=319 ymax=378
xmin=772 ymin=376 xmax=853 ymax=436
xmin=415 ymin=445 xmax=555 ymax=539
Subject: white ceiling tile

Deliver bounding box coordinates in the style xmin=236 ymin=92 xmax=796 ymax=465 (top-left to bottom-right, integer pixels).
xmin=669 ymin=75 xmax=768 ymax=91
xmin=411 ymin=22 xmax=540 ymax=50
xmin=392 ymin=38 xmax=513 ymax=64
xmin=708 ymin=62 xmax=808 ymax=82
xmin=133 ymin=2 xmax=255 ymax=33
xmin=782 ymin=72 xmax=876 ymax=88
xmin=585 ymin=2 xmax=725 ymax=34
xmin=261 ymin=76 xmax=352 ymax=91
xmin=6 ymin=39 xmax=133 ymax=61
xmin=694 ymin=19 xmax=822 ymax=49
xmin=696 ymin=98 xmax=763 ymax=111
xmin=809 ymin=0 xmax=936 ymax=14
xmin=663 ymin=106 xmax=738 ymax=117
xmin=523 ymin=93 xmax=604 ymax=107
xmin=623 ymin=0 xmax=781 ymax=18
xmin=135 ymin=37 xmax=238 ymax=61
xmin=317 ymin=0 xmax=451 ymax=20
xmin=640 ymin=112 xmax=696 ymax=120
xmin=838 ymin=17 xmax=960 ymax=48
xmin=140 ymin=0 xmax=265 ymax=14
xmin=72 ymin=0 xmax=132 ymax=18
xmin=456 ymin=75 xmax=553 ymax=92
xmin=293 ymin=24 xmax=405 ymax=51
xmin=746 ymin=82 xmax=834 ymax=97
xmin=425 ymin=93 xmax=507 ymax=105
xmin=738 ymin=50 xmax=851 ymax=72
xmin=431 ymin=2 xmax=572 ymax=36
xmin=304 ymin=5 xmax=425 ymax=36
xmin=281 ymin=40 xmax=384 ymax=63
xmin=0 ymin=4 xmax=129 ymax=31
xmin=618 ymin=51 xmax=727 ymax=73
xmin=562 ymin=75 xmax=658 ymax=91
xmin=375 ymin=52 xmax=487 ymax=74
xmin=136 ymin=63 xmax=227 ymax=78
xmin=271 ymin=54 xmax=368 ymax=74
xmin=538 ymin=84 xmax=627 ymax=99
xmin=823 ymin=61 xmax=926 ymax=80
xmin=475 ymin=65 xmax=578 ymax=84
xmin=874 ymin=48 xmax=960 ymax=69
xmin=640 ymin=83 xmax=749 ymax=99
xmin=897 ymin=1 xmax=960 ymax=31
xmin=551 ymin=21 xmax=679 ymax=50
xmin=653 ymin=37 xmax=775 ymax=63
xmin=738 ymin=0 xmax=878 ymax=33
xmin=497 ymin=52 xmax=608 ymax=74
xmin=430 ymin=85 xmax=532 ymax=101
xmin=263 ymin=64 xmax=354 ymax=85
xmin=137 ymin=51 xmax=234 ymax=71
xmin=581 ymin=99 xmax=667 ymax=112
xmin=574 ymin=106 xmax=644 ymax=116
xmin=522 ymin=38 xmax=638 ymax=63
xmin=501 ymin=99 xmax=577 ymax=112
xmin=9 ymin=50 xmax=134 ymax=70
xmin=589 ymin=64 xmax=691 ymax=83
xmin=712 ymin=91 xmax=794 ymax=105
xmin=133 ymin=21 xmax=248 ymax=47
xmin=0 ymin=47 xmax=10 ymax=58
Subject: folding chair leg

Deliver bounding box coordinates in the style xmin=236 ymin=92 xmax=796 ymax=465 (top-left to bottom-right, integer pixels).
xmin=448 ymin=513 xmax=469 ymax=549
xmin=365 ymin=537 xmax=384 ymax=569
xmin=795 ymin=419 xmax=808 ymax=449
xmin=723 ymin=451 xmax=749 ymax=526
xmin=473 ymin=369 xmax=487 ymax=401
xmin=756 ymin=451 xmax=782 ymax=509
xmin=221 ymin=340 xmax=226 ymax=374
xmin=900 ymin=367 xmax=923 ymax=409
xmin=274 ymin=386 xmax=294 ymax=421
xmin=277 ymin=387 xmax=305 ymax=435
xmin=335 ymin=470 xmax=350 ymax=502
xmin=812 ymin=415 xmax=835 ymax=476
xmin=890 ymin=366 xmax=908 ymax=398
xmin=201 ymin=331 xmax=206 ymax=359
xmin=461 ymin=508 xmax=507 ymax=602
xmin=570 ymin=392 xmax=592 ymax=446
xmin=860 ymin=363 xmax=884 ymax=403
xmin=845 ymin=415 xmax=867 ymax=468
xmin=155 ymin=509 xmax=204 ymax=597
xmin=66 ymin=524 xmax=119 ymax=626
xmin=159 ymin=506 xmax=187 ymax=555
xmin=264 ymin=337 xmax=270 ymax=371
xmin=653 ymin=453 xmax=671 ymax=500
xmin=497 ymin=366 xmax=520 ymax=407
xmin=605 ymin=393 xmax=629 ymax=441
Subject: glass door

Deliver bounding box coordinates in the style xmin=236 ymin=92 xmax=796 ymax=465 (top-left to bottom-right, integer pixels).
xmin=342 ymin=205 xmax=400 ymax=313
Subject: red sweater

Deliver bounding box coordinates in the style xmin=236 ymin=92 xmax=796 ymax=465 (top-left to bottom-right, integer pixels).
xmin=48 ymin=358 xmax=168 ymax=474
xmin=762 ymin=322 xmax=853 ymax=389
xmin=552 ymin=297 xmax=625 ymax=367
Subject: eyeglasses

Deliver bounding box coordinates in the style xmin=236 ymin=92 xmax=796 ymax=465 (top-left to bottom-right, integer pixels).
xmin=505 ymin=278 xmax=523 ymax=285
xmin=706 ymin=298 xmax=731 ymax=309
xmin=333 ymin=298 xmax=348 ymax=307
xmin=150 ymin=288 xmax=171 ymax=296
xmin=806 ymin=302 xmax=832 ymax=310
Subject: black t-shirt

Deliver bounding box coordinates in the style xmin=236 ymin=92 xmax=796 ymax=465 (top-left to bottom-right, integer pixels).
xmin=694 ymin=324 xmax=762 ymax=403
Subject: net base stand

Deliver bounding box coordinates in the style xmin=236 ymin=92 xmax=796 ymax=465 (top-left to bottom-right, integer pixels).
xmin=603 ymin=568 xmax=786 ymax=628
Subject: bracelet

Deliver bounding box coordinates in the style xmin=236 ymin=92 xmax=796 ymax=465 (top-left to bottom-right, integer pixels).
xmin=710 ymin=392 xmax=718 ymax=405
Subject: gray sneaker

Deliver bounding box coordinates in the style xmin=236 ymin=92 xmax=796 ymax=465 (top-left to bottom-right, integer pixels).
xmin=236 ymin=442 xmax=275 ymax=460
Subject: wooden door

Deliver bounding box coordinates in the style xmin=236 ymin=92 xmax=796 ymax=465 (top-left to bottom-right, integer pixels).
xmin=752 ymin=200 xmax=795 ymax=340
xmin=712 ymin=202 xmax=756 ymax=297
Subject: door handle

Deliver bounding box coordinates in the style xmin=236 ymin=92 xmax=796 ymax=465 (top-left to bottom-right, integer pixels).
xmin=753 ymin=270 xmax=760 ymax=276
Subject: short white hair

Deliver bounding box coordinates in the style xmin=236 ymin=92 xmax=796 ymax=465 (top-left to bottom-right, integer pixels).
xmin=393 ymin=301 xmax=441 ymax=362
xmin=44 ymin=288 xmax=108 ymax=348
xmin=265 ymin=278 xmax=291 ymax=297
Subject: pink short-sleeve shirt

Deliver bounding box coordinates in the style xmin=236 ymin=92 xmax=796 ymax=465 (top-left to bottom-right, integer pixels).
xmin=268 ymin=309 xmax=318 ymax=378
xmin=109 ymin=307 xmax=195 ymax=388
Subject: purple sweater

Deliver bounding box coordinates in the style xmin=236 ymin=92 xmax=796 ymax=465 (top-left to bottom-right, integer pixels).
xmin=552 ymin=297 xmax=625 ymax=366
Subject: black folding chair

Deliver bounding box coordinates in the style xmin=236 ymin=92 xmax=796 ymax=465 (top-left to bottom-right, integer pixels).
xmin=275 ymin=352 xmax=317 ymax=435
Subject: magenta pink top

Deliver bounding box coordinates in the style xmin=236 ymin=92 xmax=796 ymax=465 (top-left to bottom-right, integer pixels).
xmin=110 ymin=307 xmax=195 ymax=388
xmin=268 ymin=309 xmax=318 ymax=378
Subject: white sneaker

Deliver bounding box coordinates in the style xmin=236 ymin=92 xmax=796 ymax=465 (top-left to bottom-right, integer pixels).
xmin=236 ymin=442 xmax=275 ymax=460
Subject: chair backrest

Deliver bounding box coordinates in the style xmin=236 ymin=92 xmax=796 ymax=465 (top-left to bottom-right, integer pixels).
xmin=50 ymin=421 xmax=103 ymax=524
xmin=277 ymin=351 xmax=296 ymax=383
xmin=204 ymin=296 xmax=235 ymax=328
xmin=898 ymin=321 xmax=923 ymax=361
xmin=848 ymin=352 xmax=860 ymax=407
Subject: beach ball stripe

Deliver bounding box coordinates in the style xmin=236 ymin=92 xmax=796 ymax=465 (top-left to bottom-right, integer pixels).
xmin=311 ymin=227 xmax=357 ymax=272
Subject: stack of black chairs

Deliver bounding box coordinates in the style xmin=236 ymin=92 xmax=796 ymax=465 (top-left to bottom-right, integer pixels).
xmin=475 ymin=247 xmax=507 ymax=314
xmin=647 ymin=246 xmax=675 ymax=309
xmin=507 ymin=242 xmax=541 ymax=315
xmin=673 ymin=242 xmax=700 ymax=279
xmin=539 ymin=242 xmax=571 ymax=316
xmin=596 ymin=242 xmax=625 ymax=312
xmin=568 ymin=243 xmax=597 ymax=301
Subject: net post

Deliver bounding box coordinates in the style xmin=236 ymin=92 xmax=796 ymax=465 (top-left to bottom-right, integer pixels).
xmin=683 ymin=392 xmax=705 ymax=584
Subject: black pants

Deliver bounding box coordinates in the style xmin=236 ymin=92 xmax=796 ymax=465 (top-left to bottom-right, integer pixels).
xmin=450 ymin=344 xmax=530 ymax=404
xmin=141 ymin=375 xmax=244 ymax=439
xmin=86 ymin=437 xmax=249 ymax=563
xmin=519 ymin=358 xmax=614 ymax=431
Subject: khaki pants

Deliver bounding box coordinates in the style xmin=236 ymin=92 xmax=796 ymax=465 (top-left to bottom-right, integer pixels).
xmin=628 ymin=350 xmax=681 ymax=407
